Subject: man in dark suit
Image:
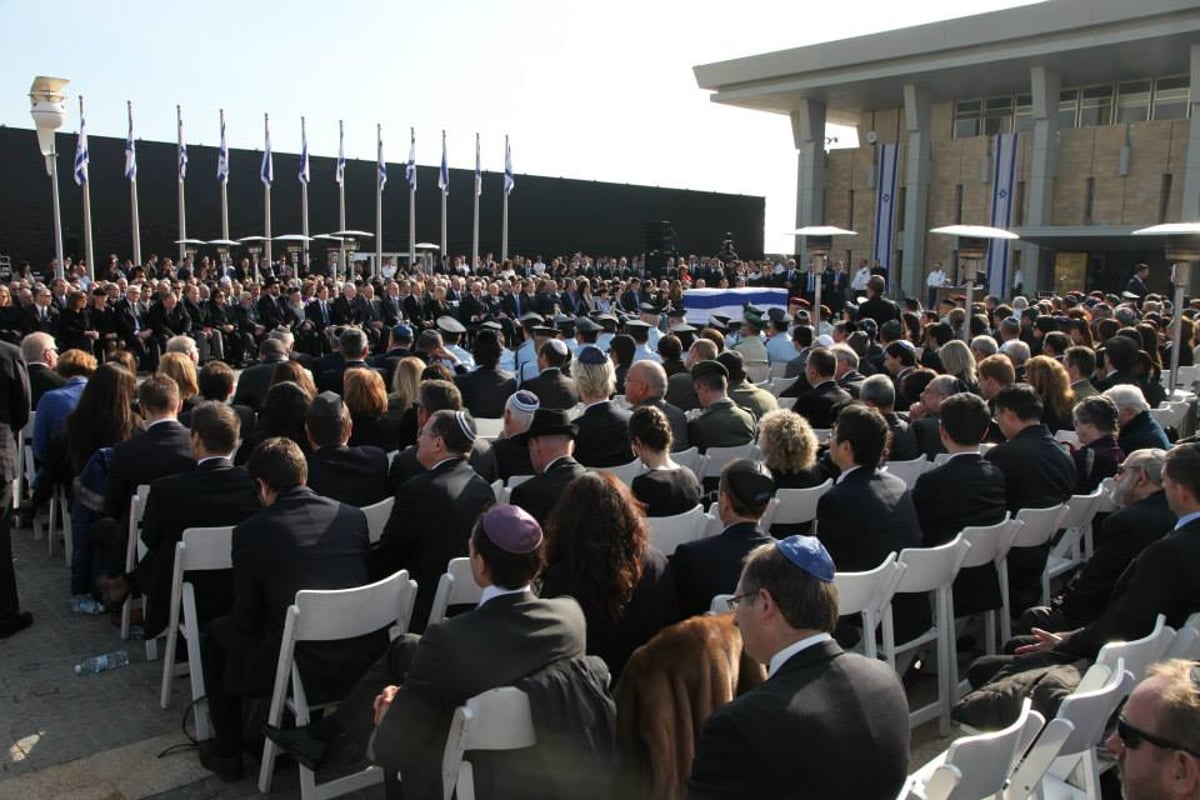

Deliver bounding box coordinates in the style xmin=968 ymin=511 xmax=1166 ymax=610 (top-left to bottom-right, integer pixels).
xmin=986 ymin=384 xmax=1077 ymax=613
xmin=1106 ymin=384 xmax=1172 ymax=454
xmin=832 ymin=344 xmax=866 ymax=399
xmin=572 ymin=345 xmax=632 ymax=468
xmin=377 ymin=409 xmax=495 ymax=631
xmin=98 ymin=403 xmax=260 ymax=639
xmin=510 ymin=409 xmax=587 ymax=527
xmin=453 ymin=329 xmax=517 ymax=420
xmin=232 ymin=337 xmax=288 ymax=412
xmin=145 ymin=291 xmax=192 ymax=356
xmin=386 ymin=380 xmax=498 ymax=488
xmin=625 ymin=360 xmax=689 ymax=452
xmin=672 ymin=459 xmax=773 ymax=617
xmin=304 ymin=392 xmax=390 ymax=508
xmin=317 ymin=328 xmax=389 ymax=395
xmin=113 ymin=284 xmax=158 ymax=370
xmin=788 ymin=348 xmax=852 ymax=429
xmin=857 ymin=275 xmax=900 ymax=327
xmin=198 ymin=437 xmax=384 ymax=780
xmin=912 ymin=394 xmax=1008 ymax=617
xmin=21 ymin=332 xmax=64 ymax=407
xmin=521 ymin=339 xmax=578 ymax=410
xmin=1124 ymin=262 xmax=1150 ymax=302
xmin=908 ymin=374 xmax=959 ymax=460
xmin=491 ymin=390 xmax=539 ymax=481
xmin=0 ymin=340 xmax=31 ymax=638
xmin=860 ymin=374 xmax=921 ymax=461
xmin=688 ymin=535 xmax=909 ymax=799
xmin=180 ymin=361 xmax=256 ymax=438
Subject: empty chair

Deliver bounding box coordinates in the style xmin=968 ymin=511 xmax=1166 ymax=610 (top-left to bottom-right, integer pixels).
xmin=438 ymin=687 xmax=536 ymax=800
xmin=953 ymin=516 xmax=1023 ymax=656
xmin=646 ymin=505 xmax=708 ymax=556
xmin=882 ymin=537 xmax=972 ymax=735
xmin=884 ymin=457 xmax=929 ymax=489
xmin=834 ymin=553 xmax=905 ymax=660
xmin=258 ymin=570 xmax=419 ymax=797
xmin=758 ymin=479 xmax=833 ymax=532
xmin=603 ymin=458 xmax=644 ymax=486
xmin=362 ymin=496 xmax=395 ymax=545
xmin=709 ymin=593 xmax=733 ymax=614
xmin=120 ymin=484 xmax=155 ymax=659
xmin=701 ymin=444 xmax=758 ymax=481
xmin=901 ymin=697 xmax=1044 ymax=800
xmin=1042 ymin=488 xmax=1104 ymax=605
xmin=473 ymin=417 xmax=504 ymax=440
xmin=426 ymin=558 xmax=483 ymax=630
xmin=1094 ymin=614 xmax=1174 ymax=683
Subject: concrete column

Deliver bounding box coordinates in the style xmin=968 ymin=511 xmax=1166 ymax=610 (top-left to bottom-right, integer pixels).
xmin=1024 ymin=65 xmax=1061 ymax=294
xmin=791 ymin=100 xmax=827 ymax=260
xmin=901 ymin=83 xmax=932 ymax=301
xmin=1180 ymin=44 xmax=1200 ymax=221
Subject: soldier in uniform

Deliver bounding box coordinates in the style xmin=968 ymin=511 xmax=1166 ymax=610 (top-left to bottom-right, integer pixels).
xmin=687 ymin=360 xmax=756 ymax=453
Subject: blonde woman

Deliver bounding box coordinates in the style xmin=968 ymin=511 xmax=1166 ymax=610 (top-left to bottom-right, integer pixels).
xmin=388 ymin=356 xmax=424 ymax=447
xmin=1026 ymin=354 xmax=1076 ymax=432
xmin=157 ymin=352 xmax=199 ymax=414
xmin=938 ymin=339 xmax=979 ymax=394
xmin=757 ymin=409 xmax=829 ymax=489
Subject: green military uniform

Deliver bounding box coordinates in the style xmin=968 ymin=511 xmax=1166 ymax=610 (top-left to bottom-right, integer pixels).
xmin=730 ymin=379 xmax=779 ymax=421
xmin=688 ymin=397 xmax=756 ymax=451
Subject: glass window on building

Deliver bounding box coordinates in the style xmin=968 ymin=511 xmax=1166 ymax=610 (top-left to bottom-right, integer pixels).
xmin=983 ymin=96 xmax=1014 ymax=135
xmin=1116 ymin=80 xmax=1152 ymax=124
xmin=1014 ymin=94 xmax=1035 ymax=133
xmin=1079 ymin=85 xmax=1114 ymax=127
xmin=1058 ymin=88 xmax=1079 ymax=129
xmin=1153 ymin=75 xmax=1190 ymax=120
xmin=954 ymin=100 xmax=982 ymax=138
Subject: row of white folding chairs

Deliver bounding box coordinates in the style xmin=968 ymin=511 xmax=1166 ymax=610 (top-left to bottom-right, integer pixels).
xmin=15 ymin=411 xmax=71 ymax=559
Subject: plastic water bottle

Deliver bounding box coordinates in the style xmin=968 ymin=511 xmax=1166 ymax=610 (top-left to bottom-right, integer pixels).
xmin=74 ymin=650 xmax=130 ymax=675
xmin=66 ymin=596 xmax=107 ymax=615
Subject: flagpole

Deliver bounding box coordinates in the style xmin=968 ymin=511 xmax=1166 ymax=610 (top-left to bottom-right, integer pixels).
xmin=440 ymin=130 xmax=447 ymax=267
xmin=338 ymin=120 xmax=346 ymax=282
xmin=177 ymin=105 xmax=186 ymax=264
xmin=301 ymin=116 xmax=309 ymax=274
xmin=128 ymin=101 xmax=141 ymax=267
xmin=376 ymin=123 xmax=383 ymax=281
xmin=263 ymin=113 xmax=272 ymax=278
xmin=78 ymin=96 xmax=94 ymax=280
xmin=472 ymin=132 xmax=480 ymax=272
xmin=502 ymin=134 xmax=510 ymax=263
xmin=219 ymin=109 xmax=229 ymax=243
xmin=408 ymin=127 xmax=416 ymax=271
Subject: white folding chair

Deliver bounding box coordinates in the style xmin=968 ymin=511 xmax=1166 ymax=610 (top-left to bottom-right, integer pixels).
xmin=701 ymin=443 xmax=757 ymax=480
xmin=602 ymin=458 xmax=644 ymax=486
xmin=158 ymin=526 xmax=235 ymax=739
xmin=362 ymin=497 xmax=395 ymax=545
xmin=1094 ymin=614 xmax=1174 ymax=683
xmin=120 ymin=484 xmax=157 ymax=659
xmin=1087 ymin=478 xmax=1119 ymax=559
xmin=1054 ymin=429 xmax=1081 ymax=448
xmin=1009 ymin=503 xmax=1068 ymax=619
xmin=1043 ymin=488 xmax=1104 ymax=605
xmin=489 ymin=479 xmax=506 ymax=504
xmin=709 ymin=593 xmax=733 ymax=615
xmin=834 ymin=553 xmax=905 ymax=660
xmin=259 ymin=571 xmax=419 ymax=798
xmin=437 ymin=687 xmax=536 ymax=800
xmin=472 ymin=417 xmax=504 ymax=440
xmin=46 ymin=484 xmax=71 ymax=563
xmin=1175 ymin=364 xmax=1199 ymax=388
xmin=743 ymin=361 xmax=769 ymax=384
xmin=426 ymin=558 xmax=482 ymax=629
xmin=767 ymin=362 xmax=789 ymax=380
xmin=506 ymin=474 xmax=534 ymax=490
xmin=1005 ymin=659 xmax=1133 ymax=800
xmin=883 ymin=537 xmax=972 ymax=735
xmin=954 ymin=516 xmax=1023 ymax=657
xmin=902 ymin=698 xmax=1044 ymax=800
xmin=1148 ymin=406 xmax=1173 ymax=429
xmin=646 ymin=505 xmax=708 ymax=555
xmin=884 ymin=456 xmax=929 ymax=489
xmin=672 ymin=447 xmax=707 ymax=477
xmin=758 ymin=479 xmax=833 ymax=531
xmin=932 ymin=451 xmax=953 ymax=467
xmin=20 ymin=414 xmax=38 ymax=538
xmin=1163 ymin=613 xmax=1200 ymax=659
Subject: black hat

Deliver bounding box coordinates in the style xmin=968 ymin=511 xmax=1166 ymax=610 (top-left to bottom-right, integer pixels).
xmin=519 ymin=312 xmax=544 ymax=326
xmin=691 ymin=360 xmax=729 ymax=381
xmin=624 ymin=319 xmax=651 ymax=332
xmin=721 ymin=458 xmax=776 ymax=508
xmin=767 ymin=307 xmax=791 ymax=324
xmin=556 ymin=317 xmax=577 ymax=334
xmin=525 ymin=408 xmax=578 ymax=439
xmin=639 ymin=302 xmax=661 ymax=314
xmin=575 ymin=317 xmax=603 ymax=333
xmin=480 ymin=320 xmax=503 ymax=331
xmin=436 ymin=315 xmax=467 ymax=335
xmin=669 ymin=322 xmax=697 ymax=334
xmin=716 ymin=350 xmax=746 ymax=382
xmin=577 ymin=345 xmax=608 ymax=365
xmin=308 ymin=391 xmax=345 ymax=419
xmin=531 ymin=325 xmax=557 ymax=338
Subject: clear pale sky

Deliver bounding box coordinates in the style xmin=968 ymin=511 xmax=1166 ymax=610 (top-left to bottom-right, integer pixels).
xmin=0 ymin=0 xmax=1042 ymax=255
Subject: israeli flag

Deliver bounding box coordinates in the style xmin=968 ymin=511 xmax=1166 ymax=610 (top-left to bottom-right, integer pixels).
xmin=217 ymin=117 xmax=229 ymax=184
xmin=261 ymin=125 xmax=273 ymax=186
xmin=378 ymin=135 xmax=387 ymax=191
xmin=336 ymin=124 xmax=345 ymax=186
xmin=124 ymin=114 xmax=136 ymax=182
xmin=299 ymin=125 xmax=310 ymax=185
xmin=73 ymin=116 xmax=89 ymax=186
xmin=986 ymin=133 xmax=1020 ymax=297
xmin=178 ymin=138 xmax=188 ymax=181
xmin=439 ymin=135 xmax=449 ymax=196
xmin=872 ymin=142 xmax=899 ymax=277
xmin=474 ymin=134 xmax=482 ymax=197
xmin=405 ymin=128 xmax=416 ymax=191
xmin=504 ymin=136 xmax=514 ymax=195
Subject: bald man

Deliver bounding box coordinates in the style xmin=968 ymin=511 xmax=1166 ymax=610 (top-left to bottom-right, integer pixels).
xmin=625 ymin=360 xmax=689 ymax=451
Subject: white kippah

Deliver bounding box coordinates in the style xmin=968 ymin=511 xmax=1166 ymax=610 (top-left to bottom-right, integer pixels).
xmin=455 ymin=411 xmax=477 ymax=443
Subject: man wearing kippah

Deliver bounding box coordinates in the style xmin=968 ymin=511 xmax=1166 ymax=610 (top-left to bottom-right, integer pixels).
xmin=688 ymin=535 xmax=909 ymax=798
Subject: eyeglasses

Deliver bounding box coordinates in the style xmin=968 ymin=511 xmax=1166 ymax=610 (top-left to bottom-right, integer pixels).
xmin=724 ymin=591 xmax=756 ymax=612
xmin=1116 ymin=716 xmax=1200 ymax=759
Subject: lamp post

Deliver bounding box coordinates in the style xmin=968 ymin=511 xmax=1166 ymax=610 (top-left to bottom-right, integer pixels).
xmin=331 ymin=230 xmax=373 ymax=281
xmin=786 ymin=226 xmax=857 ymax=331
xmin=1132 ymin=223 xmax=1200 ymax=392
xmin=930 ymin=225 xmax=1020 ymax=342
xmin=29 ymin=76 xmax=69 ymax=280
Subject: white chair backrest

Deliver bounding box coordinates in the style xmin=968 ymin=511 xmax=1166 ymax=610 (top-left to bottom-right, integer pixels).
xmin=709 ymin=594 xmax=733 ymax=615
xmin=179 ymin=526 xmax=235 ymax=572
xmin=1011 ymin=503 xmax=1068 ymax=549
xmin=362 ymin=497 xmax=395 ymax=545
xmin=920 ymin=698 xmax=1045 ymax=800
xmin=768 ymin=362 xmax=789 ymax=380
xmin=1093 ymin=477 xmax=1119 ymax=514
xmin=1054 ymin=658 xmax=1134 ymax=758
xmin=473 ymin=417 xmax=504 ymax=439
xmin=932 ymin=451 xmax=952 ymax=467
xmin=292 ymin=570 xmax=418 ymax=642
xmin=426 ymin=558 xmax=482 ymax=628
xmin=884 ymin=457 xmax=929 ymax=489
xmin=895 ymin=537 xmax=972 ymax=594
xmin=506 ymin=474 xmax=534 ymax=489
xmin=490 ymin=479 xmax=505 ymax=504
xmin=646 ymin=505 xmax=708 ymax=556
xmin=441 ymin=687 xmax=535 ymax=800
xmin=744 ymin=361 xmax=769 ymax=384
xmin=1148 ymin=407 xmax=1173 ymax=428
xmin=1164 ymin=625 xmax=1200 ymax=660
xmin=957 ymin=517 xmax=1021 ymax=568
xmin=834 ymin=552 xmax=903 ymax=617
xmin=759 ymin=479 xmax=833 ymax=529
xmin=702 ymin=443 xmax=757 ymax=479
xmin=1053 ymin=429 xmax=1080 ymax=448
xmin=672 ymin=447 xmax=705 ymax=475
xmin=603 ymin=458 xmax=644 ymax=486
xmin=1096 ymin=614 xmax=1174 ymax=682
xmin=1057 ymin=487 xmax=1103 ymax=531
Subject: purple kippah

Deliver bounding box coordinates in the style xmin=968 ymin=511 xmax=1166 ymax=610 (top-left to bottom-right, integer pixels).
xmin=481 ymin=504 xmax=543 ymax=554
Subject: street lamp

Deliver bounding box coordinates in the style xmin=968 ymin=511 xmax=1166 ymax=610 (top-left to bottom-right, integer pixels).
xmin=29 ymin=76 xmax=69 ymax=280
xmin=1132 ymin=222 xmax=1200 ymax=391
xmin=929 ymin=224 xmax=1020 ymax=341
xmin=786 ymin=226 xmax=857 ymax=330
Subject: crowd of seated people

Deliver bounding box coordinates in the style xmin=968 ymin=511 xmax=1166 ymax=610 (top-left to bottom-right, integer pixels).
xmin=3 ymin=249 xmax=1200 ymax=798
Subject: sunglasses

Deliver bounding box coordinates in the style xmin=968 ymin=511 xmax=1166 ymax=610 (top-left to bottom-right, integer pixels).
xmin=1116 ymin=717 xmax=1200 ymax=759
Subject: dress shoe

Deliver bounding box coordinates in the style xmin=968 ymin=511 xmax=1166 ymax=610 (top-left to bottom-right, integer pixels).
xmin=0 ymin=611 xmax=33 ymax=638
xmin=262 ymin=724 xmax=328 ymax=771
xmin=97 ymin=575 xmax=130 ymax=608
xmin=198 ymin=741 xmax=245 ymax=782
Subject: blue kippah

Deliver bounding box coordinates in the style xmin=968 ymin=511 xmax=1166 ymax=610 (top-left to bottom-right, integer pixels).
xmin=578 ymin=345 xmax=608 ymax=365
xmin=775 ymin=535 xmax=835 ymax=583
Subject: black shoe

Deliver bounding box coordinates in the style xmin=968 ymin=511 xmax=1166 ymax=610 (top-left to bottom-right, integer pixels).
xmin=198 ymin=741 xmax=245 ymax=782
xmin=262 ymin=724 xmax=329 ymax=771
xmin=0 ymin=611 xmax=33 ymax=639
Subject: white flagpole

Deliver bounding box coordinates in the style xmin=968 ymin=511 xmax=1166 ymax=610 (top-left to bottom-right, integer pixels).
xmin=78 ymin=96 xmax=94 ymax=280
xmin=128 ymin=101 xmax=141 ymax=267
xmin=376 ymin=123 xmax=383 ymax=280
xmin=472 ymin=132 xmax=480 ymax=272
xmin=301 ymin=116 xmax=309 ymax=274
xmin=408 ymin=127 xmax=416 ymax=271
xmin=177 ymin=105 xmax=186 ymax=264
xmin=337 ymin=120 xmax=347 ymax=281
xmin=440 ymin=130 xmax=448 ymax=265
xmin=502 ymin=134 xmax=510 ymax=263
xmin=263 ymin=113 xmax=272 ymax=278
xmin=219 ymin=109 xmax=229 ymax=243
